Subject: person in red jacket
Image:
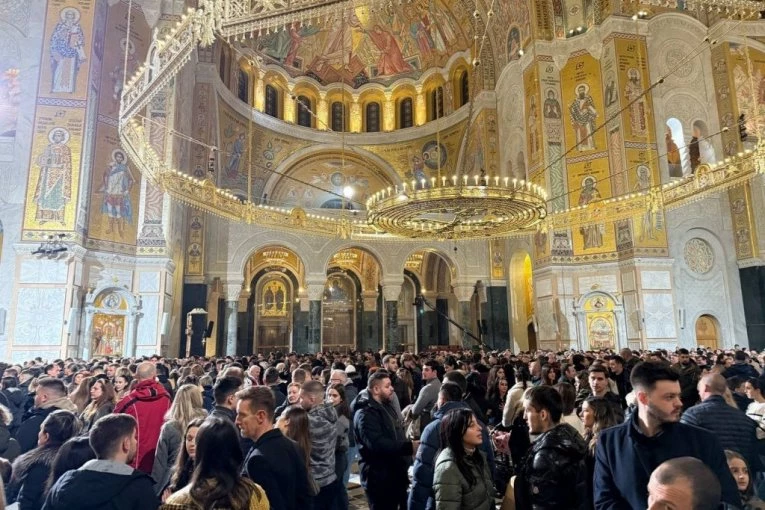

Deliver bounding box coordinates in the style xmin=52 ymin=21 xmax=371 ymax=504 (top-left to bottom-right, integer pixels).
xmin=114 ymin=362 xmax=171 ymax=474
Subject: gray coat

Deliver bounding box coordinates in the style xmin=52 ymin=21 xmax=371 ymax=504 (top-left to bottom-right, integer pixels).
xmin=307 ymin=403 xmax=338 ymax=488
xmin=150 ymin=420 xmax=182 ymax=494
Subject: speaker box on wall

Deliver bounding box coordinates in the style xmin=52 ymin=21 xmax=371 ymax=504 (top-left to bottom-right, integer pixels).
xmin=205 ymin=321 xmax=215 ymax=338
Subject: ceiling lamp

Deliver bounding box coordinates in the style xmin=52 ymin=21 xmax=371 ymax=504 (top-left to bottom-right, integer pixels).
xmin=366 ymin=175 xmax=547 ymax=239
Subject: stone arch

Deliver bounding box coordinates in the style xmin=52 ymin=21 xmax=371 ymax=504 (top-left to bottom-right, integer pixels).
xmin=321 ymin=244 xmax=385 ymax=280
xmin=243 ymin=244 xmax=306 ymax=288
xmin=83 ymin=286 xmax=143 ymax=358
xmin=509 ymin=250 xmax=534 ymax=351
xmin=261 ymin=145 xmax=401 ymax=203
xmin=234 ymin=231 xmax=322 ymax=278
xmin=399 ymin=246 xmax=459 ymax=283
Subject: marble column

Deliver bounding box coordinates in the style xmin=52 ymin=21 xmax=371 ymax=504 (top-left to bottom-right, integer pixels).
xmin=294 ymin=283 xmax=323 ymax=353
xmin=415 ymin=85 xmax=426 ymax=126
xmin=223 ymin=282 xmax=242 ymax=356
xmin=382 ymin=283 xmax=402 ymax=353
xmin=481 ymin=283 xmax=511 ymax=350
xmin=361 ymin=289 xmax=380 ymax=352
xmin=453 ymin=284 xmax=476 ymax=348
xmin=420 ymin=291 xmax=438 ymax=348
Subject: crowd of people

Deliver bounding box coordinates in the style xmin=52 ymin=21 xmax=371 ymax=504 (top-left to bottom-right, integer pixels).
xmin=0 ymin=345 xmax=761 ymax=509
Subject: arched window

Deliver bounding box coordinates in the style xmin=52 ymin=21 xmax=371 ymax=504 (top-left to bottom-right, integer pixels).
xmin=665 ymin=118 xmax=689 ymax=178
xmin=399 ymin=97 xmax=413 ymax=129
xmin=331 ymin=101 xmax=345 ymax=132
xmin=366 ymin=102 xmax=380 ymax=132
xmin=237 ymin=69 xmax=249 ymax=103
xmin=460 ymin=71 xmax=469 ymax=107
xmin=297 ymin=95 xmax=312 ymax=127
xmin=692 ymin=120 xmax=715 ymax=167
xmin=430 ymin=87 xmax=444 ymax=121
xmin=265 ymin=84 xmax=279 ymax=118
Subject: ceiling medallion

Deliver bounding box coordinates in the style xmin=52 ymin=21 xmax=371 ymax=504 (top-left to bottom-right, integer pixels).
xmin=366 ymin=176 xmax=547 ymax=239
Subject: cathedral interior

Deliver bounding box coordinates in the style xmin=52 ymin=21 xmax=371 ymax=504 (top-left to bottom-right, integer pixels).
xmin=0 ymin=0 xmax=764 ymax=362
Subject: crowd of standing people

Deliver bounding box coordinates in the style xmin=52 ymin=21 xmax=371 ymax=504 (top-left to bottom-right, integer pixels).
xmin=0 ymin=346 xmax=761 ymax=509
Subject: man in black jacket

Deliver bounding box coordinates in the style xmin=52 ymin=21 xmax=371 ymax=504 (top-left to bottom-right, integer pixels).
xmin=210 ymin=375 xmax=254 ymax=454
xmin=681 ymin=373 xmax=761 ymax=471
xmin=353 ymin=371 xmax=418 ymax=510
xmin=515 ymin=385 xmax=587 ymax=509
xmin=594 ymin=361 xmax=740 ymax=509
xmin=236 ymin=386 xmax=312 ymax=510
xmin=42 ymin=414 xmax=159 ymax=510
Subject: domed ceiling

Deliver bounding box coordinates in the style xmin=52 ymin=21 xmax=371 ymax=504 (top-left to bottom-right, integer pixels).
xmin=246 ymin=0 xmax=472 ymax=87
xmin=266 ymin=153 xmax=395 ymax=210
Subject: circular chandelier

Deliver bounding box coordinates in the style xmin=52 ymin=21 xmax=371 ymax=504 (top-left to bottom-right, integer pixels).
xmin=366 ymin=176 xmax=548 ymax=239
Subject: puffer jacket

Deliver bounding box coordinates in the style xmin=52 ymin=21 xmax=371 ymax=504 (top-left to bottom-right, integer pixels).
xmin=114 ymin=379 xmax=171 ymax=474
xmin=433 ymin=447 xmax=494 ymax=510
xmin=725 ymin=362 xmax=759 ymax=380
xmin=514 ymin=423 xmax=588 ymax=510
xmin=306 ymin=402 xmax=338 ymax=488
xmin=409 ymin=401 xmax=495 ymax=510
xmin=681 ymin=395 xmax=761 ymax=470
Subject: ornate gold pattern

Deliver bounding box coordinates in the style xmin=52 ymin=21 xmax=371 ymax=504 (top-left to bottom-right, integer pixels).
xmin=118 ymin=2 xmax=765 ymax=242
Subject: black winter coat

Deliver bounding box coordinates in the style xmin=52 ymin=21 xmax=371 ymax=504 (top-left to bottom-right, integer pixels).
xmin=41 ymin=462 xmax=159 ymax=510
xmin=594 ymin=411 xmax=740 ymax=509
xmin=3 ymin=387 xmax=25 ymax=434
xmin=352 ymin=391 xmax=413 ymax=493
xmin=725 ymin=362 xmax=759 ymax=380
xmin=242 ymin=428 xmax=312 ymax=510
xmin=16 ymin=406 xmax=57 ymax=454
xmin=681 ymin=395 xmax=761 ymax=471
xmin=7 ymin=444 xmax=57 ymax=510
xmin=514 ymin=423 xmax=588 ymax=510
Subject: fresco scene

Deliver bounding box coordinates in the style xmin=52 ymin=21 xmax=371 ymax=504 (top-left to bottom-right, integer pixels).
xmin=250 ymin=0 xmax=470 ymax=87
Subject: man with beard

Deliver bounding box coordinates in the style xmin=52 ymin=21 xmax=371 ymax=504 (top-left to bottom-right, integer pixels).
xmin=353 ymin=371 xmax=418 ymax=510
xmin=671 ymin=348 xmax=700 ymax=410
xmin=514 ymin=385 xmax=588 ymax=509
xmin=42 ymin=414 xmax=160 ymax=509
xmin=593 ymin=361 xmax=740 ymax=509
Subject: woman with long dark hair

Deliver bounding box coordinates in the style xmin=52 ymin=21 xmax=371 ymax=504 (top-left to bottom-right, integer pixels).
xmin=433 ymin=408 xmax=494 ymax=510
xmin=327 ymin=383 xmax=350 ymax=508
xmin=161 ymin=417 xmax=205 ymax=502
xmin=44 ymin=436 xmax=95 ymax=496
xmin=276 ymin=405 xmax=312 ymax=476
xmin=8 ymin=410 xmax=80 ymax=510
xmin=160 ymin=417 xmax=268 ymax=510
xmin=582 ymin=396 xmax=621 ymax=506
xmin=485 ymin=378 xmax=508 ymax=426
xmin=80 ymin=378 xmax=115 ymax=431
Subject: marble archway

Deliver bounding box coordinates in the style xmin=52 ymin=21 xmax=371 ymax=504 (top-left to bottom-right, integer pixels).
xmin=83 ymin=286 xmax=142 ymax=358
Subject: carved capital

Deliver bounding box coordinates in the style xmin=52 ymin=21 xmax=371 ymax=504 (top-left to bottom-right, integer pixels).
xmin=452 ymin=284 xmax=475 ymax=303
xmin=382 ymin=284 xmax=402 ymax=302
xmin=222 ymin=281 xmax=244 ymax=301
xmin=305 ymin=283 xmax=325 ymax=301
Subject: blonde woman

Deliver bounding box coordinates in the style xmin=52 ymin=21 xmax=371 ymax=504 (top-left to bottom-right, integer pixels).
xmin=151 ymin=384 xmax=207 ymax=495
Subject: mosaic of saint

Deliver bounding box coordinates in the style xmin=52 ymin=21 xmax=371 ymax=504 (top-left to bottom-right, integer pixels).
xmin=250 ymin=0 xmax=469 ymax=87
